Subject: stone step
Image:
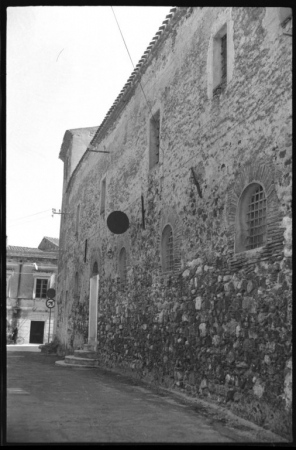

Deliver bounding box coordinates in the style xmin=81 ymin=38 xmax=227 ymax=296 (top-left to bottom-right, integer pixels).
xmin=65 ymin=355 xmax=99 ymax=367
xmin=74 ymin=350 xmax=98 ymax=359
xmin=55 ymin=360 xmax=98 ymax=369
xmin=83 ymin=343 xmax=97 ymax=352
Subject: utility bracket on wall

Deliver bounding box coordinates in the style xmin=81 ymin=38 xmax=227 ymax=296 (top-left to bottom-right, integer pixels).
xmin=52 ymin=209 xmax=71 ymax=217
xmin=88 ymin=144 xmax=110 ymax=154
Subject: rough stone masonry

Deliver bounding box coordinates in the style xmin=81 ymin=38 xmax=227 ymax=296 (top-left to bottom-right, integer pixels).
xmin=55 ymin=7 xmax=292 ymax=439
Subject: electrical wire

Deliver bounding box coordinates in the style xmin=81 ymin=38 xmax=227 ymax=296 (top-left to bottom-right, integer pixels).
xmin=66 ymin=7 xmax=179 ymax=193
xmin=110 ymin=6 xmax=290 ymax=189
xmin=64 ymin=8 xmax=290 ymax=225
xmin=111 ymin=7 xmax=164 ymax=144
xmin=8 ymin=209 xmax=52 ymax=223
xmin=8 ymin=214 xmax=54 ymax=228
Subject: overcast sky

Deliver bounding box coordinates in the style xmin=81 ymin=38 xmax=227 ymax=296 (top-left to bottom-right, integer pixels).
xmin=7 ymin=6 xmax=172 ymax=248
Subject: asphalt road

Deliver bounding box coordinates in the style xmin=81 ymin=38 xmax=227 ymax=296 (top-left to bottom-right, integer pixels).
xmin=6 ymin=350 xmax=287 ymax=444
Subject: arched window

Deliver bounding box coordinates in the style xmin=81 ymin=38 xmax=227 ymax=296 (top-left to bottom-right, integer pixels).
xmin=161 ymin=224 xmax=174 ymax=272
xmin=235 ymin=183 xmax=267 ymax=253
xmin=119 ymin=247 xmax=127 ymax=287
xmin=92 ymin=261 xmax=98 ymax=276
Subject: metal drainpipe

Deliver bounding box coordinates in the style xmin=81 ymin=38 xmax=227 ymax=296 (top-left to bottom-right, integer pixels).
xmin=14 ymin=261 xmax=22 ymax=328
xmin=16 ymin=261 xmax=22 ymax=299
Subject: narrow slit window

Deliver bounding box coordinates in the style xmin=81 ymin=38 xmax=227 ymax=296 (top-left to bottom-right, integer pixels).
xmin=76 ymin=204 xmax=80 ymax=237
xmin=213 ymin=24 xmax=227 ymax=92
xmin=221 ymin=34 xmax=227 ymax=82
xmin=84 ymin=239 xmax=88 ymax=262
xmin=119 ymin=247 xmax=127 ymax=288
xmin=149 ymin=111 xmax=160 ymax=169
xmin=141 ymin=195 xmax=145 ymax=229
xmin=100 ymin=178 xmax=106 ymax=215
xmin=162 ymin=225 xmax=174 ymax=272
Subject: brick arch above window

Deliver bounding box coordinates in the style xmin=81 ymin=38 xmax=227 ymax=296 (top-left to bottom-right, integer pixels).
xmin=158 ymin=205 xmax=182 ymax=274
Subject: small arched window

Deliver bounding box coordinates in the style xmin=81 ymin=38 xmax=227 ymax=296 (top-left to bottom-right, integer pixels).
xmin=119 ymin=247 xmax=127 ymax=288
xmin=236 ymin=183 xmax=267 ymax=253
xmin=92 ymin=261 xmax=98 ymax=277
xmin=161 ymin=224 xmax=174 ymax=272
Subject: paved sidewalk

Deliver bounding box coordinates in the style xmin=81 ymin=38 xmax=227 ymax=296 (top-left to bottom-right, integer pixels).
xmin=6 ymin=351 xmax=288 ymax=444
xmin=7 ymin=344 xmax=41 ymax=352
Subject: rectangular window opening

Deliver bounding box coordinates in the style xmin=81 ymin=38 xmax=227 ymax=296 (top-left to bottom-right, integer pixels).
xmin=221 ymin=33 xmax=227 ymax=82
xmin=84 ymin=239 xmax=88 ymax=262
xmin=36 ymin=279 xmax=48 ymax=298
xmin=213 ymin=25 xmax=227 ymax=94
xmin=167 ymin=229 xmax=174 ymax=272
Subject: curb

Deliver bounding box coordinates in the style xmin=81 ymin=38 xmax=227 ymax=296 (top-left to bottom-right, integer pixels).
xmin=55 ymin=360 xmax=98 ymax=369
xmin=52 ymin=356 xmax=290 ymax=443
xmin=86 ymin=362 xmax=290 ymax=443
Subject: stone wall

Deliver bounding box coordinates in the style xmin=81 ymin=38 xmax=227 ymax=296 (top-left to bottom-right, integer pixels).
xmin=56 ymin=7 xmax=292 ymax=438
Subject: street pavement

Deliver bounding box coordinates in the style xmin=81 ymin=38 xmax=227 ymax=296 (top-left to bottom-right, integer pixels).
xmin=6 ymin=350 xmax=288 ymax=444
xmin=7 ymin=344 xmax=41 ymax=352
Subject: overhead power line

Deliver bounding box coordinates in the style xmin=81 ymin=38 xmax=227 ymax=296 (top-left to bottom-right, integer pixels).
xmin=110 ymin=7 xmax=162 ymax=135
xmin=8 ymin=214 xmax=54 ymax=228
xmin=8 ymin=209 xmax=52 ymax=223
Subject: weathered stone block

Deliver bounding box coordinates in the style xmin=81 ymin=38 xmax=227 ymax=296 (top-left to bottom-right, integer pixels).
xmin=199 ymin=322 xmax=207 ymax=337
xmin=194 ymin=296 xmax=202 ymax=310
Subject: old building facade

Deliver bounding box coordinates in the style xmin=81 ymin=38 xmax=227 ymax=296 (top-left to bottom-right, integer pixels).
xmin=56 ymin=7 xmax=292 ymax=438
xmin=7 ymin=237 xmax=59 ymax=344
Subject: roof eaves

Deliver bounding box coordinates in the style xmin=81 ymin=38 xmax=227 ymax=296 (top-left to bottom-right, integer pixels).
xmin=43 ymin=237 xmax=59 ymax=246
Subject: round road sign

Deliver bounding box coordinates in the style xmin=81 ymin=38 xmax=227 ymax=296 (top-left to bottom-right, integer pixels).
xmin=46 ymin=299 xmax=55 ymax=309
xmin=46 ymin=288 xmax=56 ymax=299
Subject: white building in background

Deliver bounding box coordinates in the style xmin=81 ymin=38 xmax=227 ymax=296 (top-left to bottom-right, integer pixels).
xmin=6 ymin=237 xmax=59 ymax=344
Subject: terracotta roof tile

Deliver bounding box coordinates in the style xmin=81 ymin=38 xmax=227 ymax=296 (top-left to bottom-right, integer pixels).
xmin=7 ymin=246 xmax=43 ymax=253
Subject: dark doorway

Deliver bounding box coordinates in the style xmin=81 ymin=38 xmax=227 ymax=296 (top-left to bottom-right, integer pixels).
xmin=29 ymin=321 xmax=45 ymax=344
